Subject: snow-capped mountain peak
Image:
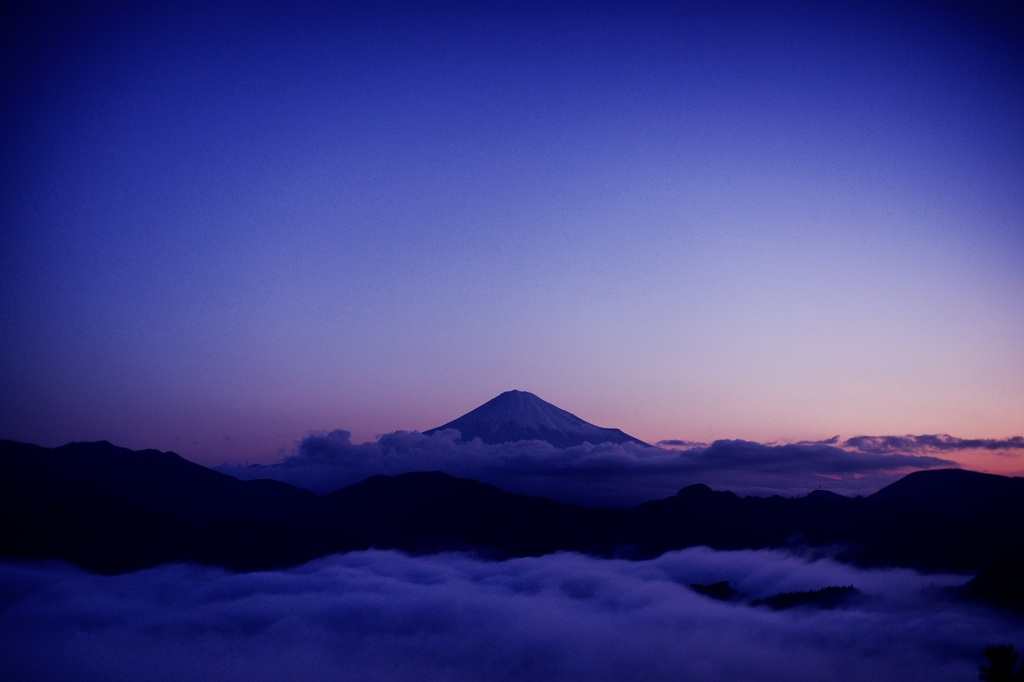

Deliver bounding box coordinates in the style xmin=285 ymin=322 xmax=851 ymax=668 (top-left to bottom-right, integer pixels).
xmin=423 ymin=390 xmax=648 ymax=448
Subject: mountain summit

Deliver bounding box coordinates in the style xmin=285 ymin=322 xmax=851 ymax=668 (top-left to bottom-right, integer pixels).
xmin=423 ymin=390 xmax=649 ymax=448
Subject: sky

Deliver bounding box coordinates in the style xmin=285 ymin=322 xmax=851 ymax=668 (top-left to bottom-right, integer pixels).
xmin=1 ymin=547 xmax=1017 ymax=681
xmin=2 ymin=0 xmax=1023 ymax=473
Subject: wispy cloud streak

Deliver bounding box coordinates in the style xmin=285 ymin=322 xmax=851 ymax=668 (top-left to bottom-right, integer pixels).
xmin=843 ymin=434 xmax=1024 ymax=455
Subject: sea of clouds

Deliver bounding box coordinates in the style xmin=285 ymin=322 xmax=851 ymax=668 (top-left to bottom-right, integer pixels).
xmin=2 ymin=547 xmax=1020 ymax=681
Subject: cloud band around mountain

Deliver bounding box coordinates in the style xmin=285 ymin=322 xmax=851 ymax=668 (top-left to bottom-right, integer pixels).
xmin=220 ymin=430 xmax=958 ymax=505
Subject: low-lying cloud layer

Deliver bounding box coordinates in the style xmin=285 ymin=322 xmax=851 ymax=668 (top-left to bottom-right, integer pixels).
xmin=219 ymin=430 xmax=958 ymax=505
xmin=1 ymin=548 xmax=1015 ymax=682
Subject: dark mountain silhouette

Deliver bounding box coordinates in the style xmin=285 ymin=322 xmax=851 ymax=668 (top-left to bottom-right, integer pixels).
xmin=0 ymin=440 xmax=343 ymax=572
xmin=0 ymin=440 xmax=625 ymax=572
xmin=1 ymin=440 xmax=319 ymax=524
xmin=752 ymin=585 xmax=862 ymax=610
xmin=857 ymin=469 xmax=1024 ymax=575
xmin=626 ymin=471 xmax=1024 ymax=574
xmin=2 ymin=439 xmax=1023 ymax=610
xmin=422 ymin=390 xmax=649 ymax=447
xmin=869 ymin=468 xmax=1024 ymax=526
xmin=318 ymin=471 xmax=625 ymax=557
xmin=690 ymin=581 xmax=738 ymax=601
xmin=966 ymin=556 xmax=1024 ymax=611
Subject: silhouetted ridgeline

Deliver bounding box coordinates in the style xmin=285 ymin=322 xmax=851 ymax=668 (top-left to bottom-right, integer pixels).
xmin=752 ymin=585 xmax=862 ymax=610
xmin=2 ymin=440 xmax=1022 ymax=609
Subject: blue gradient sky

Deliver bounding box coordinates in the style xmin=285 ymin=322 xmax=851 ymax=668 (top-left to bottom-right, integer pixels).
xmin=3 ymin=1 xmax=1022 ymax=468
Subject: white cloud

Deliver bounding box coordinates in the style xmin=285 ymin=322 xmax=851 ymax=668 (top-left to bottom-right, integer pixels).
xmin=1 ymin=548 xmax=1015 ymax=682
xmin=218 ymin=430 xmax=956 ymax=504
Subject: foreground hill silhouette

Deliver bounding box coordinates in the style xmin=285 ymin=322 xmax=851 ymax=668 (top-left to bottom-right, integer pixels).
xmin=423 ymin=389 xmax=649 ymax=447
xmin=3 ymin=438 xmax=1024 ymax=610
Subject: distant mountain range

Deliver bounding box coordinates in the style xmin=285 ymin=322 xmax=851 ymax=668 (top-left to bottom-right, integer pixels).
xmin=2 ymin=392 xmax=1022 ymax=609
xmin=2 ymin=438 xmax=1022 ymax=609
xmin=423 ymin=390 xmax=649 ymax=447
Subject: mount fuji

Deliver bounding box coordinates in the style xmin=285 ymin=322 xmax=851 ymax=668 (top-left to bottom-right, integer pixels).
xmin=423 ymin=390 xmax=650 ymax=448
